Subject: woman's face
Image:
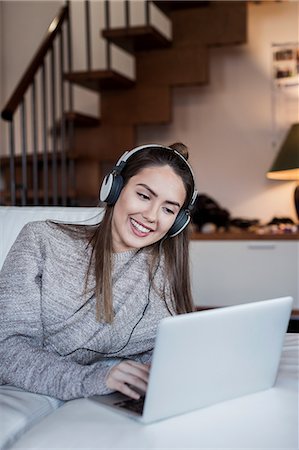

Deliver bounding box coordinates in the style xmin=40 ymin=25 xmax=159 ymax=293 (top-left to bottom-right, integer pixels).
xmin=111 ymin=165 xmax=187 ymax=252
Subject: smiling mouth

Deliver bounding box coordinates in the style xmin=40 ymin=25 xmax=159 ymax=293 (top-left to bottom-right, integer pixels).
xmin=130 ymin=218 xmax=153 ymax=234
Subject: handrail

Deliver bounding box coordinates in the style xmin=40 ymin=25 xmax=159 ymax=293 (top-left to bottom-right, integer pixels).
xmin=1 ymin=4 xmax=68 ymax=121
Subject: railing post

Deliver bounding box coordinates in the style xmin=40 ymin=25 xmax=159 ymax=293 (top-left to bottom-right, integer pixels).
xmin=59 ymin=29 xmax=67 ymax=206
xmin=20 ymin=98 xmax=27 ymax=206
xmin=31 ymin=78 xmax=39 ymax=205
xmin=41 ymin=61 xmax=49 ymax=205
xmin=50 ymin=45 xmax=58 ymax=205
xmin=65 ymin=2 xmax=74 ymax=204
xmin=125 ymin=0 xmax=130 ymax=28
xmin=145 ymin=0 xmax=150 ymax=26
xmin=104 ymin=0 xmax=111 ymax=69
xmin=85 ymin=0 xmax=92 ymax=71
xmin=66 ymin=1 xmax=73 ymax=111
xmin=9 ymin=121 xmax=16 ymax=206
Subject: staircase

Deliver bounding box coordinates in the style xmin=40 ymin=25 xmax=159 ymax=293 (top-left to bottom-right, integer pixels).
xmin=0 ymin=0 xmax=247 ymax=206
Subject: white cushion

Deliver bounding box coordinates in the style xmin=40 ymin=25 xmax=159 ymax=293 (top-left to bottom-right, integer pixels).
xmin=0 ymin=385 xmax=63 ymax=450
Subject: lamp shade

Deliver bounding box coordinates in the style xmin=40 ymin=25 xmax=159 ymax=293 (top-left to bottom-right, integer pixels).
xmin=267 ymin=123 xmax=299 ymax=180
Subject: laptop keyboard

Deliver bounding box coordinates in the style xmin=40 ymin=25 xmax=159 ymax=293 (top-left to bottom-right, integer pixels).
xmin=114 ymin=396 xmax=145 ymax=415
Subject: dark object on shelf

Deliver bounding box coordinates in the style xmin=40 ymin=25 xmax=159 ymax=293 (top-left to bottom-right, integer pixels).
xmin=268 ymin=217 xmax=295 ymax=225
xmin=230 ymin=218 xmax=260 ymax=230
xmin=287 ymin=316 xmax=299 ymax=333
xmin=191 ymin=194 xmax=230 ymax=231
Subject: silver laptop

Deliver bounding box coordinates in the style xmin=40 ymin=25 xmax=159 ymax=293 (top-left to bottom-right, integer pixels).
xmin=91 ymin=296 xmax=293 ymax=423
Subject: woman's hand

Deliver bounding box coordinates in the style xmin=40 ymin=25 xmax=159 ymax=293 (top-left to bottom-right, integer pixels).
xmin=106 ymin=360 xmax=150 ymax=399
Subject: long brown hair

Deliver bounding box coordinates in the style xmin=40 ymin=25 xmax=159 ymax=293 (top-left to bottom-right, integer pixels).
xmin=86 ymin=143 xmax=195 ymax=323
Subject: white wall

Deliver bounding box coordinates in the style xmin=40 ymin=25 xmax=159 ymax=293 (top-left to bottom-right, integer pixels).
xmin=138 ymin=2 xmax=299 ymax=223
xmin=1 ymin=1 xmax=298 ymax=223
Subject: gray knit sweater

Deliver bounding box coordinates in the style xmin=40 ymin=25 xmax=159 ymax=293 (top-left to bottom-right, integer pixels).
xmin=0 ymin=221 xmax=174 ymax=400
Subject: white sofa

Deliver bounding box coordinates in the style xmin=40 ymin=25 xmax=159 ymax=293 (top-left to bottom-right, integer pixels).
xmin=0 ymin=207 xmax=102 ymax=450
xmin=0 ymin=207 xmax=298 ymax=450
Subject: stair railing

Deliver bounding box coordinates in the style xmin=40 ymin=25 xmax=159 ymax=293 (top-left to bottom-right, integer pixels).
xmin=1 ymin=3 xmax=73 ymax=206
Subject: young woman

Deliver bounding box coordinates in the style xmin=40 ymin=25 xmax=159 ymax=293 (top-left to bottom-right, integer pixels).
xmin=0 ymin=143 xmax=197 ymax=403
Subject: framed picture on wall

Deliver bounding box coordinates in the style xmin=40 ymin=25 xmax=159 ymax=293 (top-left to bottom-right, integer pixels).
xmin=271 ymin=42 xmax=299 ymax=147
xmin=273 ymin=44 xmax=299 ymax=86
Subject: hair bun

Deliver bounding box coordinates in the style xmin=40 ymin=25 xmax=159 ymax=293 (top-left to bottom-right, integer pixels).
xmin=169 ymin=142 xmax=189 ymax=161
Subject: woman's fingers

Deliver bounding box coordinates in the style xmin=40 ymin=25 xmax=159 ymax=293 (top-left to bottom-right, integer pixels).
xmin=123 ymin=360 xmax=150 ymax=377
xmin=106 ymin=360 xmax=150 ymax=399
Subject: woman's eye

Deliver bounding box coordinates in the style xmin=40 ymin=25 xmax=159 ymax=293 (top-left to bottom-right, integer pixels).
xmin=163 ymin=207 xmax=175 ymax=215
xmin=137 ymin=192 xmax=150 ymax=200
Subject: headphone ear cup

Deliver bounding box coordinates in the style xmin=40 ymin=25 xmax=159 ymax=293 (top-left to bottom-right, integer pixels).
xmin=99 ymin=173 xmax=124 ymax=205
xmin=168 ymin=210 xmax=190 ymax=238
xmin=99 ymin=173 xmax=113 ymax=203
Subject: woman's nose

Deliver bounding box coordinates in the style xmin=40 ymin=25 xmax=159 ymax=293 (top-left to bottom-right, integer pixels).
xmin=142 ymin=204 xmax=158 ymax=223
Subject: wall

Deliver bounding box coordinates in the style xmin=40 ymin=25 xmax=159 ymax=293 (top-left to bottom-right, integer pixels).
xmin=1 ymin=1 xmax=298 ymax=223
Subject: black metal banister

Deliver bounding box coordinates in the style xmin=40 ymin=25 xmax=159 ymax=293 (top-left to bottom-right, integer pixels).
xmin=66 ymin=8 xmax=73 ymax=112
xmin=59 ymin=28 xmax=67 ymax=206
xmin=20 ymin=98 xmax=27 ymax=206
xmin=125 ymin=1 xmax=130 ymax=28
xmin=145 ymin=1 xmax=150 ymax=25
xmin=9 ymin=121 xmax=16 ymax=205
xmin=50 ymin=45 xmax=58 ymax=205
xmin=85 ymin=1 xmax=92 ymax=71
xmin=104 ymin=0 xmax=111 ymax=69
xmin=41 ymin=61 xmax=49 ymax=205
xmin=0 ymin=2 xmax=75 ymax=206
xmin=31 ymin=77 xmax=38 ymax=205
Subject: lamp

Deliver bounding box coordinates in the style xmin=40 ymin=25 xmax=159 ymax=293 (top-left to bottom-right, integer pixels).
xmin=267 ymin=123 xmax=299 ymax=220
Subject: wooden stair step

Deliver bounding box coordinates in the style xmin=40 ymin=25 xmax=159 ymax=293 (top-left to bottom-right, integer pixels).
xmin=64 ymin=70 xmax=135 ymax=93
xmin=153 ymin=1 xmax=210 ymax=15
xmin=101 ymin=86 xmax=171 ymax=125
xmin=102 ymin=25 xmax=172 ymax=54
xmin=71 ymin=124 xmax=135 ymax=160
xmin=137 ymin=45 xmax=209 ymax=87
xmin=172 ymin=2 xmax=247 ymax=48
xmin=53 ymin=112 xmax=100 ymax=134
xmin=63 ymin=111 xmax=99 ymax=127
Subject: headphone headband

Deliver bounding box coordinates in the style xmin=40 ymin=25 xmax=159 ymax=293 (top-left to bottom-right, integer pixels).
xmin=115 ymin=144 xmax=196 ymax=185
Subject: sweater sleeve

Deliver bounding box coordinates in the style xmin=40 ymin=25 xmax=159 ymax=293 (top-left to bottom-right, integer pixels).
xmin=0 ymin=223 xmax=120 ymax=400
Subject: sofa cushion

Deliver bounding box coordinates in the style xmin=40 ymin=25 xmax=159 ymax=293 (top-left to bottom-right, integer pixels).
xmin=0 ymin=385 xmax=64 ymax=450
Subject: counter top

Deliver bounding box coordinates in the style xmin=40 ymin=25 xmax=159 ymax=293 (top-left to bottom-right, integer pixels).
xmin=191 ymin=232 xmax=299 ymax=240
